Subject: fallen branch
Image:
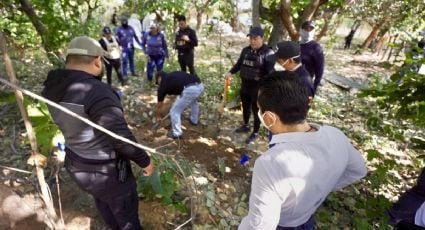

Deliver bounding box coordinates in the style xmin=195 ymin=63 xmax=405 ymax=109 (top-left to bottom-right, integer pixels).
xmin=0 ymin=32 xmax=62 ymax=229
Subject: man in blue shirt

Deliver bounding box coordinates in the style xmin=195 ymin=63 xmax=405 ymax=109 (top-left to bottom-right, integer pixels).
xmin=155 ymin=71 xmax=204 ymax=139
xmin=115 ymin=17 xmax=142 ymax=78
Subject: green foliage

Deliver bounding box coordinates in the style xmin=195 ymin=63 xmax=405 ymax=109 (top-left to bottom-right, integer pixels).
xmin=26 ymin=100 xmax=63 ymax=155
xmin=360 ymin=41 xmax=425 ymax=130
xmin=137 ymin=156 xmax=188 ymax=210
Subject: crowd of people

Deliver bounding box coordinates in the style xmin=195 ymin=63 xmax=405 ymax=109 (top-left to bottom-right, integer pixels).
xmin=40 ymin=12 xmax=425 ymax=230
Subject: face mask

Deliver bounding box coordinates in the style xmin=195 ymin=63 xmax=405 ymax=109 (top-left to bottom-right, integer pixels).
xmin=258 ymin=110 xmax=276 ymax=130
xmin=300 ymin=29 xmax=314 ymax=42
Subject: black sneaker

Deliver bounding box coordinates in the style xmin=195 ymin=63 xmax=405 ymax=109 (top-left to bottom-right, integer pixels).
xmin=245 ymin=133 xmax=259 ymax=145
xmin=167 ymin=131 xmax=182 ymax=139
xmin=187 ymin=118 xmax=198 ymax=126
xmin=235 ymin=124 xmax=250 ymax=133
xmin=131 ymin=73 xmax=138 ymax=77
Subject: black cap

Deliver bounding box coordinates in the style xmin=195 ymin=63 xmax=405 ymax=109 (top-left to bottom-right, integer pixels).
xmin=301 ymin=21 xmax=315 ymax=30
xmin=103 ymin=26 xmax=112 ymax=34
xmin=275 ymin=41 xmax=300 ymax=59
xmin=120 ymin=16 xmax=128 ymax=23
xmin=247 ymin=27 xmax=264 ymax=37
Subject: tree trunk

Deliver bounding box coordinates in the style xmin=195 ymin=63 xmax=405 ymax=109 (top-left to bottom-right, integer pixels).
xmin=361 ymin=18 xmax=387 ymax=50
xmin=252 ymin=0 xmax=261 ymax=27
xmin=280 ymin=0 xmax=323 ymax=41
xmin=196 ymin=12 xmax=202 ymax=31
xmin=268 ymin=11 xmax=288 ymax=47
xmin=315 ymin=10 xmax=337 ymax=41
xmin=230 ymin=17 xmax=241 ymax=32
xmin=374 ymin=29 xmax=388 ymax=54
xmin=18 ymin=0 xmax=62 ymax=66
xmin=300 ymin=0 xmax=321 ymax=22
xmin=280 ymin=1 xmax=299 ymax=41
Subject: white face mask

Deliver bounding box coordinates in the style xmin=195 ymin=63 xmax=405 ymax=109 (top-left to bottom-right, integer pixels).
xmin=258 ymin=110 xmax=276 ymax=130
xmin=300 ymin=29 xmax=314 ymax=42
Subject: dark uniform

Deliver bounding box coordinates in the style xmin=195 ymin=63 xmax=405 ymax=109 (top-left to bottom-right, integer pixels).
xmin=174 ymin=26 xmax=198 ymax=75
xmin=42 ymin=68 xmax=150 ymax=230
xmin=229 ymin=44 xmax=275 ymax=143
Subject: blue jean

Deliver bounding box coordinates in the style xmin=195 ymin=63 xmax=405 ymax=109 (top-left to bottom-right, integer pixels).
xmin=122 ymin=48 xmax=135 ymax=76
xmin=170 ymin=83 xmax=204 ymax=136
xmin=147 ymin=54 xmax=165 ymax=81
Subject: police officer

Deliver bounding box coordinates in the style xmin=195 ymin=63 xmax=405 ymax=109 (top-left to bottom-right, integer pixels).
xmin=42 ymin=36 xmax=154 ymax=230
xmin=275 ymin=41 xmax=314 ymax=97
xmin=155 ymin=71 xmax=204 ymax=139
xmin=224 ymin=26 xmax=275 ymax=145
xmin=299 ymin=21 xmax=325 ymax=94
xmin=174 ymin=15 xmax=198 ymax=75
xmin=99 ymin=26 xmax=127 ymax=86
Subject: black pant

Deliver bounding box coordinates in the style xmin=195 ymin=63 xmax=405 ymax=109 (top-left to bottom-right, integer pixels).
xmin=178 ymin=51 xmax=196 ymax=75
xmin=65 ymin=157 xmax=142 ymax=230
xmin=240 ymin=84 xmax=260 ymax=133
xmin=106 ymin=58 xmax=125 ymax=85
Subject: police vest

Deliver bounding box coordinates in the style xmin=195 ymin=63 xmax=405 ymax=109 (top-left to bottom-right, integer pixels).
xmin=102 ymin=37 xmax=121 ymax=59
xmin=240 ymin=46 xmax=270 ymax=81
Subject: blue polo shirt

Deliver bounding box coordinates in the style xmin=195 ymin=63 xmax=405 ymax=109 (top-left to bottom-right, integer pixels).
xmin=157 ymin=71 xmax=201 ymax=102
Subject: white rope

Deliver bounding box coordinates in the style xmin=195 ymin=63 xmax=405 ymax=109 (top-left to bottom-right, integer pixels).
xmin=0 ymin=77 xmax=168 ymax=157
xmin=0 ymin=77 xmax=195 ymax=229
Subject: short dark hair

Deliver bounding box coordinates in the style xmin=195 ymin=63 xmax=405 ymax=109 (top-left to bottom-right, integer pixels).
xmin=258 ymin=71 xmax=310 ymax=124
xmin=65 ymin=55 xmax=97 ymax=65
xmin=177 ymin=15 xmax=186 ymax=22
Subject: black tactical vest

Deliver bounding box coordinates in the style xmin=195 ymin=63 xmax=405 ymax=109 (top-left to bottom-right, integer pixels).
xmin=240 ymin=46 xmax=270 ymax=81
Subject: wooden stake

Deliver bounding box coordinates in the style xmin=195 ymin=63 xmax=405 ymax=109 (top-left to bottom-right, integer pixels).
xmin=0 ymin=32 xmax=62 ymax=229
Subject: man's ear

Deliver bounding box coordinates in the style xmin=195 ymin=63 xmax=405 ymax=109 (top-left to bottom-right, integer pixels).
xmin=94 ymin=56 xmax=102 ymax=68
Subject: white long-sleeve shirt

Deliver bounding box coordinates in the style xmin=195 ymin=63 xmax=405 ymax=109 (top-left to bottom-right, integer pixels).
xmin=239 ymin=124 xmax=367 ymax=229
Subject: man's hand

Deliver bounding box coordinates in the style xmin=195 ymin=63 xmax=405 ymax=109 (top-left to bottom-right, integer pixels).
xmin=182 ymin=35 xmax=190 ymax=41
xmin=224 ymin=72 xmax=233 ymax=81
xmin=142 ymin=161 xmax=154 ymax=176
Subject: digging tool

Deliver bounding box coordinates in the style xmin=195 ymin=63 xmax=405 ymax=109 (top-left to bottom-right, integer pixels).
xmin=216 ymin=77 xmax=231 ymax=115
xmin=152 ymin=113 xmax=170 ymax=130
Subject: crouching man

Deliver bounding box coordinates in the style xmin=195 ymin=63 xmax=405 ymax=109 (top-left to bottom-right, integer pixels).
xmin=155 ymin=71 xmax=204 ymax=139
xmin=239 ymin=71 xmax=367 ymax=229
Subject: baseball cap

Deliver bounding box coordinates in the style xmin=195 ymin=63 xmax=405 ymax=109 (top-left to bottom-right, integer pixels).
xmin=120 ymin=16 xmax=128 ymax=23
xmin=301 ymin=21 xmax=315 ymax=30
xmin=247 ymin=27 xmax=264 ymax=37
xmin=103 ymin=26 xmax=112 ymax=34
xmin=66 ymin=36 xmax=105 ymax=57
xmin=275 ymin=41 xmax=300 ymax=59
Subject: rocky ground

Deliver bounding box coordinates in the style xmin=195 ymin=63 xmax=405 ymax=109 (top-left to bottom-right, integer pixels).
xmin=0 ymin=34 xmax=423 ymax=229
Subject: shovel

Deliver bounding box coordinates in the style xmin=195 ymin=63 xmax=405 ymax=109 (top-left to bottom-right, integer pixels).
xmin=216 ymin=77 xmax=231 ymax=115
xmin=152 ymin=113 xmax=170 ymax=130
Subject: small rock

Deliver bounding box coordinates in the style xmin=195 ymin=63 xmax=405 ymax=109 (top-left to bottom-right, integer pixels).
xmin=194 ymin=176 xmax=208 ymax=186
xmin=240 ymin=193 xmax=247 ymax=201
xmin=209 ymin=206 xmax=217 ymax=216
xmin=206 ymin=173 xmax=217 ymax=182
xmin=234 ymin=197 xmax=239 ymax=203
xmin=142 ymin=112 xmax=148 ymax=118
xmin=218 ymin=194 xmax=227 ymax=201
xmin=220 ymin=219 xmax=228 ymax=227
xmin=237 ymin=206 xmax=247 ymax=216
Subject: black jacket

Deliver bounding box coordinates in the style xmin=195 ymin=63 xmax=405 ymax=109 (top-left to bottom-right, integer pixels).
xmin=42 ymin=69 xmax=150 ymax=168
xmin=174 ymin=26 xmax=198 ymax=53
